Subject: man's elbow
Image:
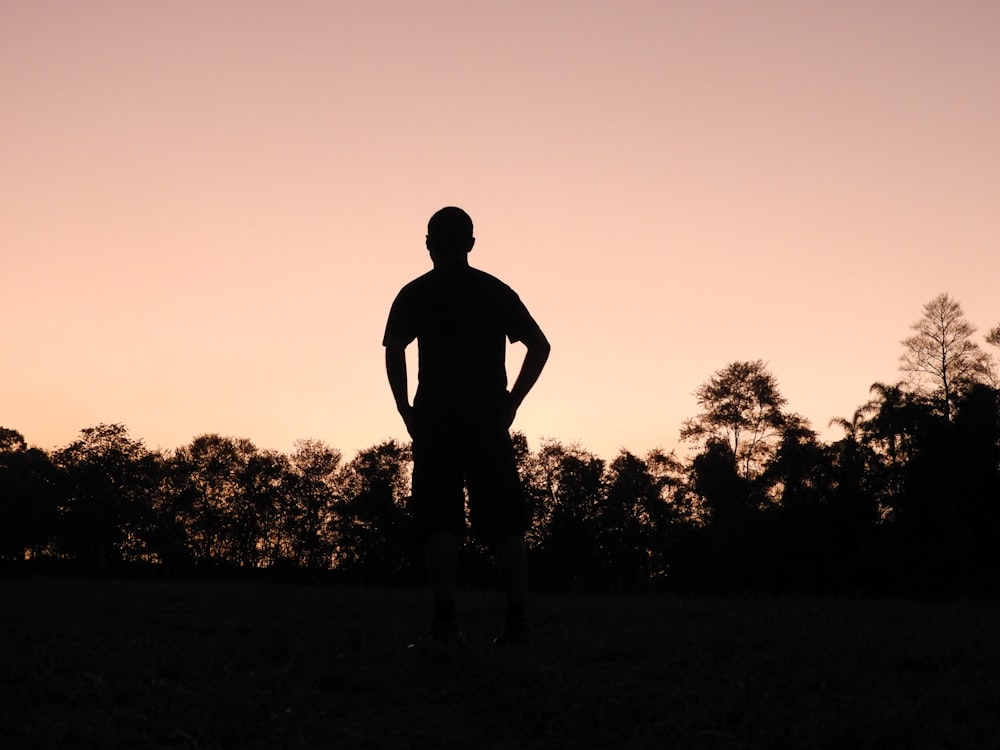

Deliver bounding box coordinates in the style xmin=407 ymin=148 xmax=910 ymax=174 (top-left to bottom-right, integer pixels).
xmin=384 ymin=344 xmax=408 ymax=375
xmin=529 ymin=331 xmax=551 ymax=359
xmin=383 ymin=334 xmax=408 ymax=353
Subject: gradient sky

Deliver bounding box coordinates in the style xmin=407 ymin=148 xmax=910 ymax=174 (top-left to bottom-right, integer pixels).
xmin=3 ymin=1 xmax=999 ymax=460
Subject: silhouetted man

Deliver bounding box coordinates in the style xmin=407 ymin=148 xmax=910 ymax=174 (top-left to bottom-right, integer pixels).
xmin=383 ymin=206 xmax=550 ymax=647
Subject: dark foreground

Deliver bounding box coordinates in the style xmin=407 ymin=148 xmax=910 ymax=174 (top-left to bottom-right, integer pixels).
xmin=2 ymin=579 xmax=999 ymax=749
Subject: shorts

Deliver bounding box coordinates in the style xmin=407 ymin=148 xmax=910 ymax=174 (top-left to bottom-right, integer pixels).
xmin=409 ymin=401 xmax=529 ymax=542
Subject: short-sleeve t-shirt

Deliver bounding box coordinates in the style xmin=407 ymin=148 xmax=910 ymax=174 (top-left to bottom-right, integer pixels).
xmin=383 ymin=265 xmax=541 ymax=409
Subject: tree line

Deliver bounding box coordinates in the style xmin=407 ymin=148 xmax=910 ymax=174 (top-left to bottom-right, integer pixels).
xmin=2 ymin=293 xmax=998 ymax=593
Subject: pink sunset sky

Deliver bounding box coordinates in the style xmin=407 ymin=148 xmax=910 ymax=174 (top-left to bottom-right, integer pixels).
xmin=3 ymin=1 xmax=999 ymax=460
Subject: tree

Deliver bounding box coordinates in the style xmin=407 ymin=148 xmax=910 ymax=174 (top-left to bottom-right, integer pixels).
xmin=762 ymin=415 xmax=832 ymax=512
xmin=985 ymin=324 xmax=1000 ymax=387
xmin=240 ymin=449 xmax=294 ymax=568
xmin=0 ymin=427 xmax=28 ymax=453
xmin=334 ymin=440 xmax=413 ymax=583
xmin=854 ymin=381 xmax=943 ymax=524
xmin=681 ymin=360 xmax=788 ymax=480
xmin=986 ymin=324 xmax=1000 ymax=351
xmin=859 ymin=383 xmax=909 ymax=470
xmin=169 ymin=434 xmax=261 ymax=566
xmin=827 ymin=409 xmax=879 ymax=531
xmin=0 ymin=429 xmax=59 ymax=563
xmin=286 ymin=439 xmax=343 ymax=570
xmin=596 ymin=450 xmax=679 ymax=588
xmin=950 ymin=384 xmax=1000 ymax=578
xmin=52 ymin=424 xmax=158 ymax=574
xmin=524 ymin=439 xmax=604 ymax=587
xmin=899 ymin=293 xmax=991 ymax=422
xmin=689 ymin=438 xmax=752 ymax=522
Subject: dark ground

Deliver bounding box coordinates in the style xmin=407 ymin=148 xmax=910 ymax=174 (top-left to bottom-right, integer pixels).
xmin=1 ymin=578 xmax=999 ymax=749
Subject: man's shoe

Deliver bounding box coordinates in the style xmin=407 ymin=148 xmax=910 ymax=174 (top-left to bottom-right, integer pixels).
xmin=492 ymin=618 xmax=531 ymax=645
xmin=408 ymin=617 xmax=465 ymax=650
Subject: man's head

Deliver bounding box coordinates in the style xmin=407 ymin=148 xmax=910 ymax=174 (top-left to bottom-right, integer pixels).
xmin=426 ymin=206 xmax=475 ymax=262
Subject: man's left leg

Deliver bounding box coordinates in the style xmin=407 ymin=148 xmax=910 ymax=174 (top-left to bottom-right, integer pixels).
xmin=495 ymin=532 xmax=530 ymax=643
xmin=467 ymin=420 xmax=532 ymax=643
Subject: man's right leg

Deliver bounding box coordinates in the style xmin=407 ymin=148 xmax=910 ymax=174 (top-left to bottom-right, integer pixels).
xmin=410 ymin=415 xmax=466 ymax=645
xmin=426 ymin=531 xmax=459 ymax=624
xmin=496 ymin=533 xmax=527 ymax=611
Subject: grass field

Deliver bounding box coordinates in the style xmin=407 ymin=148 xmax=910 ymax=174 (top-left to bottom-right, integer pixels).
xmin=2 ymin=578 xmax=999 ymax=749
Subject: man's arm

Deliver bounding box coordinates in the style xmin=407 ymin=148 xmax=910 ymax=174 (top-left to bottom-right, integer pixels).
xmin=385 ymin=340 xmax=416 ymax=437
xmin=507 ymin=326 xmax=551 ymax=426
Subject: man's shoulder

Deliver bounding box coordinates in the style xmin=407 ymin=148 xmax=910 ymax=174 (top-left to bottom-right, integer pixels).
xmin=398 ymin=268 xmax=437 ymax=290
xmin=466 ymin=266 xmax=518 ymax=295
xmin=468 ymin=266 xmax=508 ymax=282
xmin=391 ymin=269 xmax=437 ymax=303
xmin=391 ymin=269 xmax=529 ymax=329
xmin=397 ymin=266 xmax=516 ymax=294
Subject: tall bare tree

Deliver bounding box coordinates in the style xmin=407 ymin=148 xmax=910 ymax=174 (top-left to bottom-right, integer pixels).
xmin=985 ymin=324 xmax=1000 ymax=387
xmin=899 ymin=293 xmax=991 ymax=422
